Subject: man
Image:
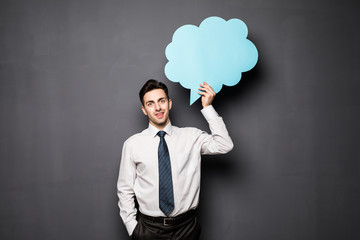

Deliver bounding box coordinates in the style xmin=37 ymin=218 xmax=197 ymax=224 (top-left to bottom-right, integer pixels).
xmin=117 ymin=79 xmax=233 ymax=239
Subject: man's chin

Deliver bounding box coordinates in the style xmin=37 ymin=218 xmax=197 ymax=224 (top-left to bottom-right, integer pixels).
xmin=150 ymin=119 xmax=168 ymax=128
xmin=156 ymin=121 xmax=167 ymax=126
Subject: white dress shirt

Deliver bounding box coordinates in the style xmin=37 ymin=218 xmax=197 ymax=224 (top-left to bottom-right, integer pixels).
xmin=117 ymin=105 xmax=233 ymax=235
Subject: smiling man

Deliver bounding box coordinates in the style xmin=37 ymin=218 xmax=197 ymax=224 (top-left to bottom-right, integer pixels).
xmin=117 ymin=79 xmax=233 ymax=240
xmin=141 ymin=88 xmax=172 ymax=129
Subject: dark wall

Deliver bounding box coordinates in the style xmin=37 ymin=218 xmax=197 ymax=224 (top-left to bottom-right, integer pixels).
xmin=1 ymin=0 xmax=359 ymax=239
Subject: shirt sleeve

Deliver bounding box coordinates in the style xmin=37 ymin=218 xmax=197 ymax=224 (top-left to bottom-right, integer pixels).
xmin=199 ymin=105 xmax=234 ymax=154
xmin=117 ymin=139 xmax=138 ymax=236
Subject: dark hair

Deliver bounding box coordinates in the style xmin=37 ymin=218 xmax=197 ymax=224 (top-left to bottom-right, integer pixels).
xmin=139 ymin=79 xmax=170 ymax=105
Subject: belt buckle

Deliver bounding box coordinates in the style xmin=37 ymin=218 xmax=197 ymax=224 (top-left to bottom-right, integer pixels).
xmin=163 ymin=217 xmax=172 ymax=226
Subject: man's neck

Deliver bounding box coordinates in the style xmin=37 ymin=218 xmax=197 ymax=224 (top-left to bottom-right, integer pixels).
xmin=149 ymin=119 xmax=170 ymax=130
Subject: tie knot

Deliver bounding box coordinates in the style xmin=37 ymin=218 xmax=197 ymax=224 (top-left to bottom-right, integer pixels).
xmin=157 ymin=131 xmax=166 ymax=138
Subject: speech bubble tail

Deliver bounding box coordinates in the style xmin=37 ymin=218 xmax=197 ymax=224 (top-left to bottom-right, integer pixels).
xmin=190 ymin=89 xmax=201 ymax=105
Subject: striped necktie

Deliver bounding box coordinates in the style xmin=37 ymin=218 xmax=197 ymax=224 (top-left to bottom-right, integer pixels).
xmin=157 ymin=131 xmax=174 ymax=216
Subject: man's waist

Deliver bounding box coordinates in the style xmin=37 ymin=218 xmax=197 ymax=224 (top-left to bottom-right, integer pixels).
xmin=138 ymin=209 xmax=196 ymax=226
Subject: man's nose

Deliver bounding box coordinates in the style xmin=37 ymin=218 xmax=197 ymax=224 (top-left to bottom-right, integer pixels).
xmin=155 ymin=103 xmax=161 ymax=110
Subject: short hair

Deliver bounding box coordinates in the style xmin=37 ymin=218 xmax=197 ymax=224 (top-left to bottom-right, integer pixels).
xmin=139 ymin=79 xmax=170 ymax=105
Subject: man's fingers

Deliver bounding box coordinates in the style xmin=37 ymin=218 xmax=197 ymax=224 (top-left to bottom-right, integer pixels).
xmin=199 ymin=82 xmax=216 ymax=95
xmin=198 ymin=90 xmax=209 ymax=96
xmin=198 ymin=82 xmax=216 ymax=108
xmin=198 ymin=85 xmax=213 ymax=93
xmin=198 ymin=87 xmax=215 ymax=96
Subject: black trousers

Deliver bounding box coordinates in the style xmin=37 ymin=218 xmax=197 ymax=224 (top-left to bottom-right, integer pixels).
xmin=131 ymin=212 xmax=201 ymax=240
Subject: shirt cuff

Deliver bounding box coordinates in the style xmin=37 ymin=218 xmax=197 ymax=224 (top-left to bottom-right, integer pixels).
xmin=201 ymin=105 xmax=219 ymax=122
xmin=125 ymin=219 xmax=138 ymax=236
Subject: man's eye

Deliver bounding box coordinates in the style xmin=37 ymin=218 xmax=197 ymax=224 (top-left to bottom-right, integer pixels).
xmin=147 ymin=103 xmax=152 ymax=106
xmin=161 ymin=99 xmax=165 ymax=103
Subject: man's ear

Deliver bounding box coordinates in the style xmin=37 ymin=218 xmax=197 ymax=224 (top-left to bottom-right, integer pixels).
xmin=169 ymin=99 xmax=172 ymax=110
xmin=141 ymin=105 xmax=148 ymax=116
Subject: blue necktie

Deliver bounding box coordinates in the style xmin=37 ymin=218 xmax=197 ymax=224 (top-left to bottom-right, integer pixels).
xmin=157 ymin=131 xmax=174 ymax=216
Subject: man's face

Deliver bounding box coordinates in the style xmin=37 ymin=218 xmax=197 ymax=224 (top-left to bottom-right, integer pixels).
xmin=141 ymin=89 xmax=172 ymax=129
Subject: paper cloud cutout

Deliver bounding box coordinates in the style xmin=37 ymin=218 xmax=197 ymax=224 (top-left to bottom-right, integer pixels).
xmin=165 ymin=16 xmax=258 ymax=105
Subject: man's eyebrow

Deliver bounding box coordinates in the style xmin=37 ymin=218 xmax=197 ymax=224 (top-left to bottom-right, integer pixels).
xmin=145 ymin=97 xmax=166 ymax=104
xmin=145 ymin=100 xmax=155 ymax=104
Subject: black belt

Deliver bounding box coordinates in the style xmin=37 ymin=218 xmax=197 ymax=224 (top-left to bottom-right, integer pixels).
xmin=139 ymin=210 xmax=196 ymax=226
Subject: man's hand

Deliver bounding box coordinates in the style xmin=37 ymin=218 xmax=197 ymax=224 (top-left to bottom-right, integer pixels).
xmin=198 ymin=82 xmax=216 ymax=108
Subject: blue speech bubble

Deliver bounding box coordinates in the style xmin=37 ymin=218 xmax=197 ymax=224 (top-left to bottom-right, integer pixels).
xmin=165 ymin=16 xmax=258 ymax=105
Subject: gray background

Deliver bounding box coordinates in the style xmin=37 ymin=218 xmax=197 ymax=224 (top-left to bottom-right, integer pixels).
xmin=1 ymin=0 xmax=359 ymax=239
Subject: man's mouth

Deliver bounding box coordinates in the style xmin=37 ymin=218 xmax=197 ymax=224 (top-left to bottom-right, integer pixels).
xmin=155 ymin=112 xmax=164 ymax=118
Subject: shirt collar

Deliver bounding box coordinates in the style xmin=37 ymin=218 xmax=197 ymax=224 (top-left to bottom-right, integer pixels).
xmin=148 ymin=122 xmax=173 ymax=138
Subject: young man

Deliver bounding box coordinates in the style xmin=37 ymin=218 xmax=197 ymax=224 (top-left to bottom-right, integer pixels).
xmin=117 ymin=79 xmax=233 ymax=240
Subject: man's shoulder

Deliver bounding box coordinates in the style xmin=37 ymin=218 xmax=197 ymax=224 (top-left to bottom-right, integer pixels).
xmin=124 ymin=129 xmax=150 ymax=145
xmin=172 ymin=126 xmax=203 ymax=135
